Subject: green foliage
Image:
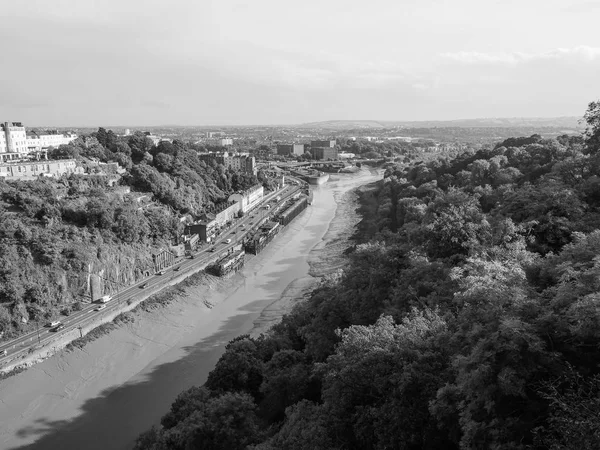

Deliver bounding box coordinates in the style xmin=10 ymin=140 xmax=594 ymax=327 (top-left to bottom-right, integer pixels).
xmin=0 ymin=126 xmax=260 ymax=339
xmin=137 ymin=102 xmax=600 ymax=449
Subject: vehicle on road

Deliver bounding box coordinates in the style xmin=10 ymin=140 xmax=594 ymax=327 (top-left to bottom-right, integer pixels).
xmin=46 ymin=321 xmax=61 ymax=328
xmin=190 ymin=255 xmax=195 ymax=259
xmin=140 ymin=283 xmax=148 ymax=289
xmin=52 ymin=324 xmax=65 ymax=332
xmin=94 ymin=304 xmax=106 ymax=311
xmin=156 ymin=270 xmax=165 ymax=275
xmin=174 ymin=266 xmax=181 ymax=271
xmin=209 ymin=248 xmax=216 ymax=252
xmin=225 ymin=239 xmax=232 ymax=244
xmin=98 ymin=295 xmax=112 ymax=303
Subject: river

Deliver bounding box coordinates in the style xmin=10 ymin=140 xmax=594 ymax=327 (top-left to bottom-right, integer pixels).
xmin=0 ymin=168 xmax=381 ymax=450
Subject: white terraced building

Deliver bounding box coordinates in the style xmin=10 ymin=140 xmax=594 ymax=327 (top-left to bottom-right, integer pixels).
xmin=0 ymin=121 xmax=77 ymax=162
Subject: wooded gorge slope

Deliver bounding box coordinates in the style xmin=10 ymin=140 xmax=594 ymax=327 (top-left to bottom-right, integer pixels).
xmin=135 ymin=100 xmax=600 ymax=450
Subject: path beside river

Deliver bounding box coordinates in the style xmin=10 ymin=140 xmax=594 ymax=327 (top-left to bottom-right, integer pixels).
xmin=0 ymin=168 xmax=381 ymax=450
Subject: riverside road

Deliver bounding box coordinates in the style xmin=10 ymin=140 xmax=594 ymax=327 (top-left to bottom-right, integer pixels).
xmin=0 ymin=184 xmax=300 ymax=368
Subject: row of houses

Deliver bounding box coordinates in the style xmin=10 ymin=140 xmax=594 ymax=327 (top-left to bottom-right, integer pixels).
xmin=276 ymin=140 xmax=338 ymax=160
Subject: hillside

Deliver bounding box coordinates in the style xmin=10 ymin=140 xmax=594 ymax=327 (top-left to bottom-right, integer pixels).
xmin=0 ymin=130 xmax=259 ymax=341
xmin=135 ymin=101 xmax=600 ymax=450
xmin=300 ymin=116 xmax=583 ymax=130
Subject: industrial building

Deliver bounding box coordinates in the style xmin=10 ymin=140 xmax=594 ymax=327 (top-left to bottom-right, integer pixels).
xmin=312 ymin=147 xmax=339 ymax=160
xmin=277 ymin=143 xmax=304 ymax=157
xmin=310 ymin=140 xmax=336 ymax=148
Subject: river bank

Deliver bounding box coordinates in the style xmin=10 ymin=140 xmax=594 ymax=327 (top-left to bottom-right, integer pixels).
xmin=0 ymin=168 xmax=381 ymax=450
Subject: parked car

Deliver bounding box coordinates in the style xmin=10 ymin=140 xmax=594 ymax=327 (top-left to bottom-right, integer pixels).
xmin=94 ymin=304 xmax=106 ymax=312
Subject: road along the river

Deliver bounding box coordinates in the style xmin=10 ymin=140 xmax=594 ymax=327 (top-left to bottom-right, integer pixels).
xmin=0 ymin=168 xmax=381 ymax=450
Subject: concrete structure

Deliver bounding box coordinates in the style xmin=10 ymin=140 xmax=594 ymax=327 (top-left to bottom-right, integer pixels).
xmin=219 ymin=138 xmax=233 ymax=146
xmin=339 ymin=152 xmax=356 ymax=159
xmin=312 ymin=147 xmax=339 ymax=160
xmin=1 ymin=122 xmax=28 ymax=155
xmin=311 ymin=140 xmax=336 ymax=148
xmin=152 ymin=248 xmax=176 ymax=272
xmin=277 ymin=143 xmax=305 ymax=157
xmin=228 ymin=184 xmax=264 ymax=214
xmin=198 ymin=151 xmax=256 ymax=175
xmin=0 ymin=159 xmax=79 ymax=179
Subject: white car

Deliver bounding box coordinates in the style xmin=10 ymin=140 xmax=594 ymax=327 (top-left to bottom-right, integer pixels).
xmin=94 ymin=305 xmax=106 ymax=311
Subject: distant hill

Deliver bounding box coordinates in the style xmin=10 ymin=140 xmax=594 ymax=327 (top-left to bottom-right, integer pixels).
xmin=299 ymin=117 xmax=584 ymax=130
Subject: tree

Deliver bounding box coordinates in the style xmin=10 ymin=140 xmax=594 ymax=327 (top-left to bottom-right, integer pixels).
xmin=583 ymin=100 xmax=600 ymax=154
xmin=421 ymin=188 xmax=490 ymax=259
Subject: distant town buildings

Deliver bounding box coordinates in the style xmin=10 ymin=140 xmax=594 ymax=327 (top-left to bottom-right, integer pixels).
xmin=197 ymin=151 xmax=256 ymax=175
xmin=310 ymin=140 xmax=336 ymax=148
xmin=309 ymin=139 xmax=338 ymax=161
xmin=219 ymin=138 xmax=233 ymax=146
xmin=312 ymin=147 xmax=338 ymax=161
xmin=277 ymin=143 xmax=305 ymax=156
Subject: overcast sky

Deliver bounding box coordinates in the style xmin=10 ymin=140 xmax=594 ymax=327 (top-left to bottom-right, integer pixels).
xmin=1 ymin=0 xmax=599 ymax=126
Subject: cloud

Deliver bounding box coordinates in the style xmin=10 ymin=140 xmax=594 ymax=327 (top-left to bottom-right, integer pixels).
xmin=440 ymin=46 xmax=600 ymax=65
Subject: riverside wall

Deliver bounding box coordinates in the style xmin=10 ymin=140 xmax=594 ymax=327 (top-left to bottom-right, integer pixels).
xmin=0 ymin=259 xmax=216 ymax=374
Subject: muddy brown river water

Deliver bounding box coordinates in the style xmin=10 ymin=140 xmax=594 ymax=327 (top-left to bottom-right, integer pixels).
xmin=0 ymin=168 xmax=381 ymax=450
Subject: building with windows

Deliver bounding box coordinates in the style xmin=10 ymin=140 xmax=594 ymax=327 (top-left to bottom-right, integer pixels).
xmin=312 ymin=147 xmax=339 ymax=160
xmin=1 ymin=122 xmax=78 ymax=161
xmin=228 ymin=184 xmax=264 ymax=214
xmin=26 ymin=130 xmax=78 ymax=152
xmin=198 ymin=151 xmax=256 ymax=175
xmin=1 ymin=122 xmax=28 ymax=156
xmin=277 ymin=143 xmax=305 ymax=156
xmin=0 ymin=159 xmax=80 ymax=179
xmin=311 ymin=140 xmax=336 ymax=148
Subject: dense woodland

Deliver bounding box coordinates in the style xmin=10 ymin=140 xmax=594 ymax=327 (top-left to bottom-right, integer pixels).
xmin=135 ymin=101 xmax=600 ymax=449
xmin=0 ymin=131 xmax=258 ymax=338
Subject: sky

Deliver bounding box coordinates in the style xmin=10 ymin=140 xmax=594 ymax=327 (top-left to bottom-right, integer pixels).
xmin=0 ymin=0 xmax=599 ymax=126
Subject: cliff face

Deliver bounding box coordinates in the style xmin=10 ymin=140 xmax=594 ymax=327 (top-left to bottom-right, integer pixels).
xmin=87 ymin=244 xmax=156 ymax=300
